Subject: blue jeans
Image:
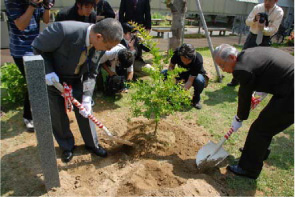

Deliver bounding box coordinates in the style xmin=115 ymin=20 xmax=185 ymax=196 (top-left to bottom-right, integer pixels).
xmin=162 ymin=69 xmax=205 ymax=103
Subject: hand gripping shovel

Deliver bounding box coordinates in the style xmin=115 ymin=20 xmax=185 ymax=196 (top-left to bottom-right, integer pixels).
xmin=196 ymin=128 xmax=235 ymax=169
xmin=52 ymin=80 xmax=133 ymax=146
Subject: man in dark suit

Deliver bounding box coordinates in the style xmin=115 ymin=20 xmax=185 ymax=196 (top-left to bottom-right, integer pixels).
xmin=32 ymin=18 xmax=123 ymax=163
xmin=119 ymin=0 xmax=151 ymax=30
xmin=213 ymin=44 xmax=294 ymax=179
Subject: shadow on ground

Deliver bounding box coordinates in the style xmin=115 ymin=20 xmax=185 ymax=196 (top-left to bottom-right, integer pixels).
xmin=1 ymin=146 xmax=47 ymax=196
xmin=0 ymin=110 xmax=27 ymax=140
xmin=203 ymin=85 xmax=238 ymax=106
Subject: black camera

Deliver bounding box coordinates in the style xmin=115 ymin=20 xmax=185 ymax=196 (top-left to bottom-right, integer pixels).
xmin=29 ymin=0 xmax=55 ymax=9
xmin=258 ymin=12 xmax=269 ymax=27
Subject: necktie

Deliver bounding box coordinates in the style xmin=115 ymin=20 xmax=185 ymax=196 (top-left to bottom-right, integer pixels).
xmin=75 ymin=45 xmax=92 ymax=74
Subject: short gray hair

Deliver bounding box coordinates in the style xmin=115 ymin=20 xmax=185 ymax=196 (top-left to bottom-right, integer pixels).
xmin=213 ymin=44 xmax=239 ymax=60
xmin=91 ymin=18 xmax=123 ymax=43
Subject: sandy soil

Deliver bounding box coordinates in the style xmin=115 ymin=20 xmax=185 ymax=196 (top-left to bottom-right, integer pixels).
xmin=1 ymin=95 xmax=251 ymax=196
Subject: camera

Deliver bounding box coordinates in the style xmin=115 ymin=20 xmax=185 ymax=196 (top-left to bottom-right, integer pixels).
xmin=43 ymin=0 xmax=55 ymax=9
xmin=258 ymin=12 xmax=269 ymax=27
xmin=29 ymin=0 xmax=55 ymax=9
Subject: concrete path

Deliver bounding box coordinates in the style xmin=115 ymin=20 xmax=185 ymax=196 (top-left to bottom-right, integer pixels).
xmin=154 ymin=35 xmax=246 ymax=51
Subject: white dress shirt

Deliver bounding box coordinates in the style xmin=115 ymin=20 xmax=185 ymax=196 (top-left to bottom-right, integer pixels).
xmin=245 ymin=3 xmax=284 ymax=36
xmin=100 ymin=44 xmax=134 ymax=73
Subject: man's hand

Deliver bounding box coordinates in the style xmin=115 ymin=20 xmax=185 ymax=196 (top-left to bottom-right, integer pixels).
xmin=231 ymin=115 xmax=243 ymax=132
xmin=251 ymin=91 xmax=268 ymax=109
xmin=96 ymin=16 xmax=105 ymax=21
xmin=45 ymin=72 xmax=59 ymax=85
xmin=253 ymin=13 xmax=259 ymax=22
xmin=43 ymin=0 xmax=55 ymax=10
xmin=79 ymin=96 xmax=92 ymax=118
xmin=29 ymin=0 xmax=43 ymax=8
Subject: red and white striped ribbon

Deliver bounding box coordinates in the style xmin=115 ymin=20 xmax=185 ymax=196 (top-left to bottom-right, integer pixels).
xmin=251 ymin=96 xmax=261 ymax=110
xmin=61 ymin=83 xmax=73 ymax=112
xmin=61 ymin=83 xmax=105 ymax=129
xmin=224 ymin=127 xmax=234 ymax=140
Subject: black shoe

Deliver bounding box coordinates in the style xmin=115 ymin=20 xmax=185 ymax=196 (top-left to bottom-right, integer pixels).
xmin=227 ymin=81 xmax=239 ymax=87
xmin=227 ymin=165 xmax=258 ymax=179
xmin=85 ymin=145 xmax=108 ymax=158
xmin=192 ymin=102 xmax=202 ymax=109
xmin=61 ymin=150 xmax=74 ymax=163
xmin=239 ymin=147 xmax=271 ymax=160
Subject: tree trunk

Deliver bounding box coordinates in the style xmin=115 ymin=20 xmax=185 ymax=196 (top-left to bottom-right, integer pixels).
xmin=166 ymin=0 xmax=187 ymax=50
xmin=154 ymin=121 xmax=159 ymax=135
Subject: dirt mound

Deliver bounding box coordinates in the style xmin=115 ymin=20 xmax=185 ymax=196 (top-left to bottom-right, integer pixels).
xmin=1 ymin=107 xmax=226 ymax=196
xmin=45 ymin=114 xmax=225 ymax=196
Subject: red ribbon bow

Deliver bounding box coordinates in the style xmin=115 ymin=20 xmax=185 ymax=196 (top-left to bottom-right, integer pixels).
xmin=251 ymin=96 xmax=261 ymax=110
xmin=61 ymin=83 xmax=73 ymax=112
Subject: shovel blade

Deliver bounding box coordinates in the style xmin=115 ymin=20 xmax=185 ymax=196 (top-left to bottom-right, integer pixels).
xmin=196 ymin=141 xmax=229 ymax=168
xmin=104 ymin=134 xmax=133 ymax=146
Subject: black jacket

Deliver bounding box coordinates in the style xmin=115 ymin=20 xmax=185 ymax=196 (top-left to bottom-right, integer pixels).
xmin=119 ymin=0 xmax=151 ymax=29
xmin=55 ymin=5 xmax=96 ymax=24
xmin=234 ymin=47 xmax=294 ymax=120
xmin=96 ymin=0 xmax=115 ymax=19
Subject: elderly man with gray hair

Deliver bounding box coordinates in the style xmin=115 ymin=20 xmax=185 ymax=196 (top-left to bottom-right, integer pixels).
xmin=213 ymin=44 xmax=294 ymax=179
xmin=32 ymin=18 xmax=123 ymax=163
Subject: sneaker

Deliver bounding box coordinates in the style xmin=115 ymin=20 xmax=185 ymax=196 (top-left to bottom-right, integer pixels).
xmin=23 ymin=118 xmax=34 ymax=132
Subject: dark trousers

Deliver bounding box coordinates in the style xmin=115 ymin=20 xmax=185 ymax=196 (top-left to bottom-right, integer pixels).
xmin=238 ymin=89 xmax=294 ymax=177
xmin=162 ymin=70 xmax=205 ymax=103
xmin=230 ymin=33 xmax=271 ymax=85
xmin=13 ymin=57 xmax=32 ymax=120
xmin=47 ymin=80 xmax=99 ymax=151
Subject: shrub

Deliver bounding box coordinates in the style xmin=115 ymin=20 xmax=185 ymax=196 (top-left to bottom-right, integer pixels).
xmin=128 ymin=23 xmax=191 ymax=134
xmin=0 ymin=63 xmax=26 ymax=107
xmin=151 ymin=12 xmax=166 ymax=19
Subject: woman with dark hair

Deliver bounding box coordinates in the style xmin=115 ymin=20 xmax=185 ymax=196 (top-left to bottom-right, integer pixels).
xmin=95 ymin=0 xmax=115 ymax=21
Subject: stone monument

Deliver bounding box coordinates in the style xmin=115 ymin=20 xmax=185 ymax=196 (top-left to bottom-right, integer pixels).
xmin=23 ymin=55 xmax=60 ymax=190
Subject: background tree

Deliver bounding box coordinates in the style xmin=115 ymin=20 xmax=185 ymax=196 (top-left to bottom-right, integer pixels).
xmin=165 ymin=0 xmax=187 ymax=50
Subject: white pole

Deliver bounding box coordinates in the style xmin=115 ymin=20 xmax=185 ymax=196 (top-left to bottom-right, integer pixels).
xmin=195 ymin=0 xmax=223 ymax=82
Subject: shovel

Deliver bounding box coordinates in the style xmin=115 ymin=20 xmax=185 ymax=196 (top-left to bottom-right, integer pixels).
xmin=52 ymin=80 xmax=133 ymax=146
xmin=196 ymin=91 xmax=267 ymax=169
xmin=196 ymin=128 xmax=235 ymax=169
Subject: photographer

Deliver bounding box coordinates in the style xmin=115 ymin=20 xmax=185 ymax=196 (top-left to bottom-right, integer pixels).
xmin=4 ymin=0 xmax=53 ymax=132
xmin=121 ymin=23 xmax=154 ymax=77
xmin=55 ymin=0 xmax=96 ymax=23
xmin=227 ymin=0 xmax=284 ymax=87
xmin=99 ymin=44 xmax=134 ymax=94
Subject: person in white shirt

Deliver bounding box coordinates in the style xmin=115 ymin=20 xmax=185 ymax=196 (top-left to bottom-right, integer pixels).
xmin=99 ymin=44 xmax=134 ymax=93
xmin=227 ymin=0 xmax=284 ymax=87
